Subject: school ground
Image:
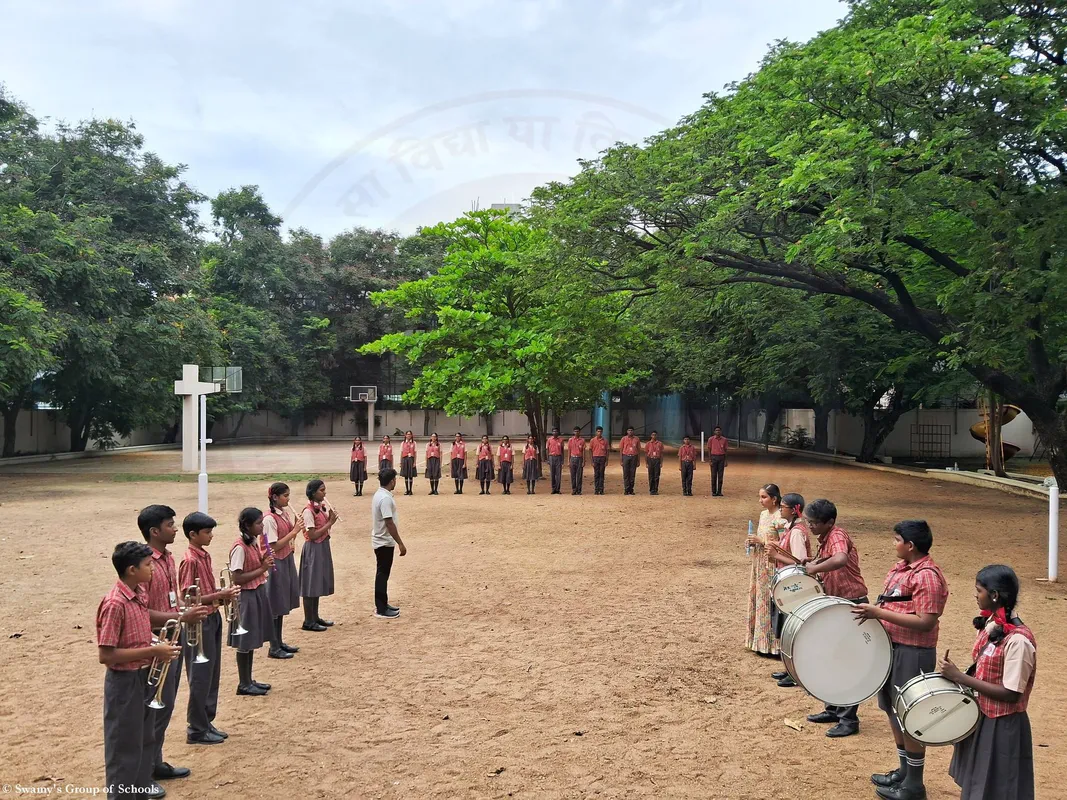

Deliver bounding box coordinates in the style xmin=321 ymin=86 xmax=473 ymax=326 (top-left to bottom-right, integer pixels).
xmin=0 ymin=443 xmax=1064 ymax=800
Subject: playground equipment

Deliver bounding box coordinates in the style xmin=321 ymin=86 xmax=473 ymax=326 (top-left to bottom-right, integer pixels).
xmin=969 ymin=403 xmax=1021 ymax=462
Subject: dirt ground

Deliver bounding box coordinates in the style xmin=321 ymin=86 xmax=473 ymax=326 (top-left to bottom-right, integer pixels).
xmin=0 ymin=444 xmax=1064 ymax=799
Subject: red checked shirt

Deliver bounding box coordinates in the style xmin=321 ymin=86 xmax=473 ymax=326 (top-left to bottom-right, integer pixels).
xmin=229 ymin=538 xmax=268 ymax=590
xmin=567 ymin=436 xmax=586 ymax=457
xmin=589 ymin=437 xmax=609 ymax=458
xmin=351 ymin=446 xmax=366 ymax=463
xmin=679 ymin=444 xmax=697 ymax=462
xmin=816 ymin=526 xmax=867 ymax=600
xmin=523 ymin=444 xmax=538 ymax=461
xmin=877 ymin=555 xmax=948 ymax=648
xmin=972 ymin=622 xmax=1037 ymax=717
xmin=450 ymin=442 xmax=467 ymax=460
xmin=546 ymin=437 xmax=564 ymax=456
xmin=620 ymin=435 xmax=640 ymax=456
xmin=178 ymin=544 xmax=219 ymax=601
xmin=145 ymin=547 xmax=179 ymax=624
xmin=263 ymin=507 xmax=296 ymax=560
xmin=426 ymin=443 xmax=442 ymax=459
xmin=96 ymin=581 xmax=154 ymax=670
xmin=478 ymin=443 xmax=493 ymax=461
xmin=645 ymin=440 xmax=664 ymax=459
xmin=498 ymin=445 xmax=514 ymax=463
xmin=401 ymin=440 xmax=417 ymax=458
xmin=709 ymin=436 xmax=729 ymax=456
xmin=378 ymin=444 xmax=394 ymax=462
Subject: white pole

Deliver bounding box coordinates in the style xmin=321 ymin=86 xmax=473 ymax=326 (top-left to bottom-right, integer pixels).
xmin=198 ymin=394 xmax=209 ymax=513
xmin=368 ymin=400 xmax=376 ymax=448
xmin=700 ymin=431 xmax=705 ymax=462
xmin=1049 ymin=481 xmax=1060 ymax=583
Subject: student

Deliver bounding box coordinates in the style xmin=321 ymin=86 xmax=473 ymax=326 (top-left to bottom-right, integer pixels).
xmin=425 ymin=433 xmax=443 ymax=495
xmin=941 ymin=565 xmax=1036 ymax=800
xmin=138 ymin=504 xmax=212 ymax=784
xmin=589 ymin=426 xmax=609 ymax=495
xmin=769 ymin=493 xmax=811 ymax=687
xmin=709 ymin=425 xmax=729 ymax=496
xmin=620 ymin=427 xmax=641 ymax=495
xmin=378 ymin=435 xmax=394 ymax=474
xmin=350 ymin=437 xmax=368 ymax=496
xmin=98 ymin=541 xmax=180 ymax=800
xmin=802 ymin=499 xmax=869 ymax=738
xmin=400 ymin=430 xmax=418 ymax=496
xmin=567 ymin=426 xmax=586 ymax=495
xmin=227 ymin=508 xmax=275 ymax=696
xmin=263 ymin=483 xmax=305 ymax=659
xmin=497 ymin=436 xmax=515 ymax=494
xmin=179 ymin=512 xmax=240 ymax=745
xmin=476 ymin=434 xmax=495 ymax=495
xmin=644 ymin=431 xmax=664 ymax=495
xmin=523 ymin=434 xmax=540 ymax=494
xmin=745 ymin=484 xmax=783 ymax=657
xmin=852 ymin=521 xmax=948 ymax=800
xmin=371 ymin=467 xmax=407 ymax=619
xmin=450 ymin=434 xmax=468 ymax=494
xmin=678 ymin=436 xmax=697 ymax=496
xmin=300 ymin=480 xmax=337 ymax=632
xmin=546 ymin=427 xmax=565 ymax=494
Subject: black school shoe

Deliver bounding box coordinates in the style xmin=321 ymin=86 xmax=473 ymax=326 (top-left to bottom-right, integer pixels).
xmin=317 ymin=617 xmax=334 ymax=627
xmin=146 ymin=784 xmax=166 ymax=799
xmin=268 ymin=647 xmax=294 ymax=659
xmin=301 ymin=621 xmax=327 ymax=632
xmin=807 ymin=711 xmax=838 ymax=723
xmin=209 ymin=724 xmax=228 ymax=739
xmin=777 ymin=675 xmax=797 ymax=687
xmin=236 ymin=683 xmax=268 ymax=696
xmin=252 ymin=680 xmax=271 ymax=690
xmin=826 ymin=722 xmax=859 ymax=738
xmin=153 ymin=763 xmax=190 ymax=780
xmin=772 ymin=671 xmax=788 ymax=680
xmin=871 ymin=769 xmax=904 ymax=788
xmin=186 ymin=730 xmax=225 ymax=745
xmin=280 ymin=642 xmax=299 ymax=653
xmin=875 ymin=786 xmax=926 ymax=800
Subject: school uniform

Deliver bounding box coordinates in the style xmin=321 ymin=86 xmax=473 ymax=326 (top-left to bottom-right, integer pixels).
xmin=450 ymin=442 xmax=468 ymax=481
xmin=425 ymin=443 xmax=443 ymax=479
xmin=522 ymin=444 xmax=540 ymax=493
xmin=145 ymin=546 xmax=183 ymax=771
xmin=350 ymin=445 xmax=368 ymax=485
xmin=589 ymin=436 xmax=609 ymax=494
xmin=371 ymin=485 xmax=399 ymax=613
xmin=300 ymin=501 xmax=335 ymax=599
xmin=771 ymin=520 xmax=812 ymax=638
xmin=644 ymin=439 xmax=664 ymax=494
xmin=400 ymin=440 xmax=418 ymax=478
xmin=497 ymin=444 xmax=514 ymax=491
xmin=709 ymin=435 xmax=729 ymax=495
xmin=678 ymin=443 xmax=697 ymax=496
xmin=949 ymin=619 xmax=1036 ymax=800
xmin=620 ymin=435 xmax=640 ymax=495
xmin=178 ymin=546 xmax=222 ymax=738
xmin=567 ymin=435 xmax=586 ymax=494
xmin=97 ymin=581 xmax=157 ymax=798
xmin=378 ymin=443 xmax=394 ymax=473
xmin=476 ymin=443 xmax=496 ymax=481
xmin=227 ymin=538 xmax=273 ymax=651
xmin=546 ymin=436 xmax=564 ymax=493
xmin=263 ymin=509 xmax=301 ymax=616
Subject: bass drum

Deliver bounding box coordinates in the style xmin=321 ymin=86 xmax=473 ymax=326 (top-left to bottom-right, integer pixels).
xmin=771 ymin=565 xmax=824 ymax=615
xmin=781 ymin=596 xmax=893 ymax=707
xmin=893 ymin=672 xmax=980 ymax=746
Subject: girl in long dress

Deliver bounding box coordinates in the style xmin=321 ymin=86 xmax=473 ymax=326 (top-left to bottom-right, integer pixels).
xmin=746 ymin=483 xmax=784 ymax=655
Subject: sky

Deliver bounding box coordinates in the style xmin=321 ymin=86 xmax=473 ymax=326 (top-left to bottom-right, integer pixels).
xmin=0 ymin=0 xmax=847 ymax=237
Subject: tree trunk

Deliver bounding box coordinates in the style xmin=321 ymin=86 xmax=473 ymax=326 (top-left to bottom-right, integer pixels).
xmin=68 ymin=407 xmax=92 ymax=452
xmin=761 ymin=392 xmax=781 ymax=447
xmin=2 ymin=403 xmax=21 ymax=458
xmin=523 ymin=393 xmax=548 ymax=473
xmin=813 ymin=403 xmax=832 ymax=453
xmin=484 ymin=412 xmax=494 ymax=437
xmin=988 ymin=394 xmax=1007 ymax=478
xmin=858 ymin=391 xmax=914 ymax=463
xmin=162 ymin=414 xmax=181 ymax=445
xmin=230 ymin=411 xmax=248 ymax=439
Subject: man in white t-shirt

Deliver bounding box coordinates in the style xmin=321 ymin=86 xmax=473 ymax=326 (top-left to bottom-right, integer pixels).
xmin=371 ymin=467 xmax=407 ymax=619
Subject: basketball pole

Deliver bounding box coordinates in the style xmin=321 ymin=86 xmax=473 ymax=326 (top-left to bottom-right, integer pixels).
xmin=1049 ymin=479 xmax=1059 ymax=583
xmin=199 ymin=394 xmax=210 ymax=513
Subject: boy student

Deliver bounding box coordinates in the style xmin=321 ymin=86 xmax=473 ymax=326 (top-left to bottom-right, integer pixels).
xmin=98 ymin=541 xmax=181 ymax=800
xmin=678 ymin=436 xmax=697 ymax=496
xmin=371 ymin=467 xmax=407 ymax=619
xmin=644 ymin=431 xmax=664 ymax=495
xmin=801 ymin=499 xmax=868 ymax=738
xmin=567 ymin=426 xmax=586 ymax=495
xmin=709 ymin=426 xmax=729 ymax=496
xmin=589 ymin=426 xmax=609 ymax=495
xmin=179 ymin=512 xmax=240 ymax=745
xmin=138 ymin=504 xmax=213 ymax=783
xmin=620 ymin=427 xmax=641 ymax=495
xmin=852 ymin=521 xmax=948 ymax=800
xmin=546 ymin=427 xmax=565 ymax=494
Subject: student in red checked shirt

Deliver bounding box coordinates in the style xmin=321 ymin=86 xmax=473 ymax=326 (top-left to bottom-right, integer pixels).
xmin=450 ymin=434 xmax=468 ymax=494
xmin=678 ymin=436 xmax=697 ymax=496
xmin=852 ymin=521 xmax=948 ymax=800
xmin=644 ymin=431 xmax=664 ymax=495
xmin=567 ymin=426 xmax=586 ymax=495
xmin=546 ymin=427 xmax=565 ymax=494
xmin=619 ymin=426 xmax=641 ymax=495
xmin=709 ymin=425 xmax=729 ymax=496
xmin=589 ymin=426 xmax=609 ymax=495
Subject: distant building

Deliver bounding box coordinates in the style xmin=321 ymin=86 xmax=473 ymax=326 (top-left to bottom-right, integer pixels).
xmin=490 ymin=203 xmax=522 ymax=216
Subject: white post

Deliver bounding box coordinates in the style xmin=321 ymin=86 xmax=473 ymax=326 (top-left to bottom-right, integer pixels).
xmin=174 ymin=364 xmax=220 ymax=474
xmin=1049 ymin=480 xmax=1060 ymax=583
xmin=199 ymin=394 xmax=210 ymax=513
xmin=368 ymin=399 xmax=376 ymax=446
xmin=700 ymin=431 xmax=705 ymax=462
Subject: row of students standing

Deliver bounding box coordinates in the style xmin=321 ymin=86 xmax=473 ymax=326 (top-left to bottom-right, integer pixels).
xmin=348 ymin=426 xmax=732 ymax=497
xmin=745 ymin=484 xmax=1036 ymax=800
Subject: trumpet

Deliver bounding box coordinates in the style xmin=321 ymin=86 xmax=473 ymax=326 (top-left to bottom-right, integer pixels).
xmin=183 ymin=580 xmax=209 ymax=665
xmin=219 ymin=568 xmax=248 ymax=636
xmin=147 ymin=619 xmax=182 ymax=709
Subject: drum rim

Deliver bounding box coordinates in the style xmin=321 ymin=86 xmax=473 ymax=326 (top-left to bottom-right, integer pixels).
xmin=893 ymin=673 xmax=980 ymax=745
xmin=771 ymin=569 xmax=825 ymax=613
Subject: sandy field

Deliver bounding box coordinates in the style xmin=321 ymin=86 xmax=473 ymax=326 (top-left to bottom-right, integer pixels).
xmin=0 ymin=443 xmax=1064 ymax=799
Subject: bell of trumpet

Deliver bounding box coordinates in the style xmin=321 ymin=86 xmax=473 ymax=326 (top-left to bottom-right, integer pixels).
xmin=219 ymin=567 xmax=248 ymax=636
xmin=147 ymin=618 xmax=182 ymax=709
xmin=184 ymin=580 xmax=210 ymax=665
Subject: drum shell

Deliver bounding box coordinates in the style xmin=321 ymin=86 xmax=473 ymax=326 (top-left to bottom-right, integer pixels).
xmin=892 ymin=673 xmax=980 ymax=746
xmin=771 ymin=565 xmax=824 ymax=614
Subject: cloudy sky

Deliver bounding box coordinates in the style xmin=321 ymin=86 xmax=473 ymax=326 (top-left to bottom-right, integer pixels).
xmin=2 ymin=0 xmax=846 ymax=236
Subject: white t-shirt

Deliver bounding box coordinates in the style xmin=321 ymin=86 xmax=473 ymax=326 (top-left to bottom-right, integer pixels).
xmin=371 ymin=487 xmax=397 ymax=548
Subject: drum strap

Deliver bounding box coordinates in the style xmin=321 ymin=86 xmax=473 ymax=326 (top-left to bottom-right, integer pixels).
xmin=876 ymin=592 xmax=913 ymax=605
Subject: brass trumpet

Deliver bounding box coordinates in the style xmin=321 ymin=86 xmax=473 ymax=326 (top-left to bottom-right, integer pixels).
xmin=184 ymin=580 xmax=209 ymax=665
xmin=219 ymin=567 xmax=248 ymax=636
xmin=147 ymin=619 xmax=182 ymax=709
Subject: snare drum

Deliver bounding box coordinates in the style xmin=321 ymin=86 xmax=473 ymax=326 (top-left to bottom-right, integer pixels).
xmin=771 ymin=565 xmax=824 ymax=615
xmin=781 ymin=596 xmax=893 ymax=706
xmin=893 ymin=672 xmax=980 ymax=746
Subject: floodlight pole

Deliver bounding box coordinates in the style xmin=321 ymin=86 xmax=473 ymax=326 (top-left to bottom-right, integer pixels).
xmin=368 ymin=398 xmax=376 ymax=445
xmin=199 ymin=394 xmax=211 ymax=512
xmin=1049 ymin=478 xmax=1060 ymax=583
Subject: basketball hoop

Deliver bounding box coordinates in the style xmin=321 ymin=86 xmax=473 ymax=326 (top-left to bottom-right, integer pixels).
xmin=349 ymin=385 xmax=377 ymax=403
xmin=202 ymin=366 xmax=243 ymax=394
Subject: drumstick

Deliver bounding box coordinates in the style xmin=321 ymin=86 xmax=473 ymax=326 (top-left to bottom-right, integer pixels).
xmin=770 ymin=542 xmax=802 ymax=565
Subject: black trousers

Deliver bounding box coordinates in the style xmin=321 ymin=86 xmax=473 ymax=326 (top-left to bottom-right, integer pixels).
xmin=592 ymin=456 xmax=607 ymax=493
xmin=569 ymin=456 xmax=584 ymax=494
xmin=104 ymin=667 xmax=156 ymax=798
xmin=374 ymin=545 xmax=395 ymax=613
xmin=680 ymin=461 xmax=695 ymax=494
xmin=548 ymin=455 xmax=563 ymax=493
xmin=710 ymin=456 xmax=726 ymax=494
xmin=647 ymin=457 xmax=662 ymax=493
xmin=621 ymin=455 xmax=637 ymax=493
xmin=152 ymin=627 xmax=184 ymax=767
xmin=185 ymin=611 xmax=221 ymax=736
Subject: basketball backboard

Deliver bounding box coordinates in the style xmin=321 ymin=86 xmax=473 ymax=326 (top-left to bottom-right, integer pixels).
xmin=349 ymin=385 xmax=377 ymax=403
xmin=202 ymin=366 xmax=243 ymax=393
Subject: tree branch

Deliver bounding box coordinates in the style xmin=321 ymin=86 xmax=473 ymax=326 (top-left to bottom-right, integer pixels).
xmin=893 ymin=234 xmax=970 ymax=277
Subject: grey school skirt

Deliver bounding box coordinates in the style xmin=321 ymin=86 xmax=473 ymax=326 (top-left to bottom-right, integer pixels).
xmin=497 ymin=461 xmax=513 ymax=484
xmin=476 ymin=459 xmax=495 ymax=480
xmin=451 ymin=458 xmax=467 ymax=479
xmin=425 ymin=456 xmax=441 ymax=479
xmin=379 ymin=458 xmax=392 ymax=473
xmin=522 ymin=459 xmax=541 ymax=481
xmin=228 ymin=583 xmax=272 ymax=652
xmin=950 ymin=711 xmax=1034 ymax=800
xmin=299 ymin=537 xmax=335 ymax=598
xmin=266 ymin=552 xmax=300 ymax=615
xmin=350 ymin=460 xmax=367 ymax=482
xmin=400 ymin=455 xmax=417 ymax=478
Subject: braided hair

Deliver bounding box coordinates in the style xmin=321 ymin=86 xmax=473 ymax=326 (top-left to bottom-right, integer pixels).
xmin=237 ymin=507 xmax=263 ymax=546
xmin=973 ymin=564 xmax=1022 ymax=644
xmin=268 ymin=482 xmax=289 ymax=517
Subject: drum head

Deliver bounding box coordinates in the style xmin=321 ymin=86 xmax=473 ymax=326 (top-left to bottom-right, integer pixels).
xmin=772 ymin=569 xmax=824 ymax=615
xmin=897 ymin=677 xmax=980 ymax=745
xmin=788 ymin=602 xmax=892 ymax=706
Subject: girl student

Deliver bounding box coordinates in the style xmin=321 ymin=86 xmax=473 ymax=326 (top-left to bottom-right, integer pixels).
xmin=522 ymin=434 xmax=540 ymax=494
xmin=299 ymin=480 xmax=337 ymax=632
xmin=424 ymin=433 xmax=443 ymax=495
xmin=769 ymin=492 xmax=811 ymax=687
xmin=378 ymin=435 xmax=394 ymax=474
xmin=476 ymin=434 xmax=495 ymax=495
xmin=450 ymin=433 xmax=468 ymax=494
xmin=497 ymin=436 xmax=515 ymax=494
xmin=745 ymin=483 xmax=784 ymax=657
xmin=228 ymin=507 xmax=275 ymax=696
xmin=399 ymin=430 xmax=418 ymax=496
xmin=940 ymin=565 xmax=1036 ymax=800
xmin=262 ymin=482 xmax=305 ymax=660
xmin=350 ymin=437 xmax=368 ymax=497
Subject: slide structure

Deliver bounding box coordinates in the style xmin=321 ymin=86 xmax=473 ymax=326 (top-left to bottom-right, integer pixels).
xmin=969 ymin=404 xmax=1022 ymax=461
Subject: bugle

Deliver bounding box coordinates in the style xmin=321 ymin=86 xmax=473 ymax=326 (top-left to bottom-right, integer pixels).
xmin=184 ymin=580 xmax=209 ymax=664
xmin=147 ymin=619 xmax=181 ymax=709
xmin=219 ymin=567 xmax=248 ymax=635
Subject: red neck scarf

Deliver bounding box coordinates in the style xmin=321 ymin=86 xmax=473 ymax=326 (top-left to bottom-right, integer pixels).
xmin=981 ymin=607 xmax=1017 ymax=636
